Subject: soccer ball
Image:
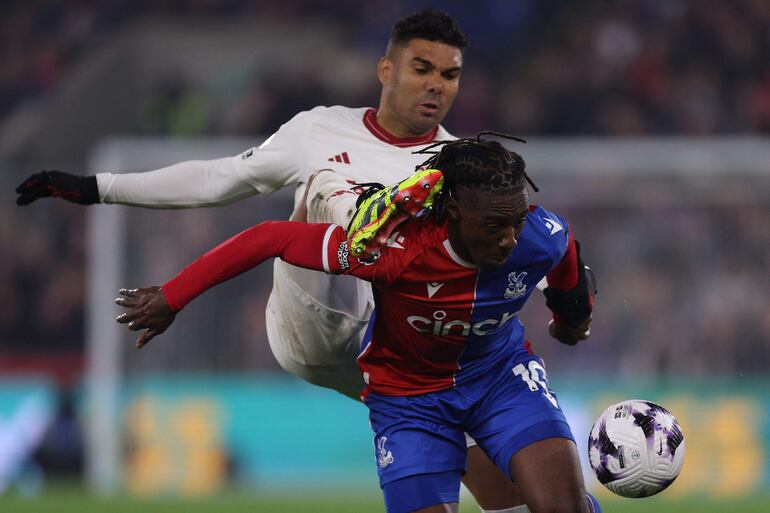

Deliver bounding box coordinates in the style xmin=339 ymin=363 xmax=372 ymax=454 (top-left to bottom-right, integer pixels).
xmin=588 ymin=399 xmax=685 ymax=498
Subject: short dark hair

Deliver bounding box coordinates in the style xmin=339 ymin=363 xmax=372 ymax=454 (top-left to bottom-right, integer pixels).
xmin=389 ymin=9 xmax=468 ymax=52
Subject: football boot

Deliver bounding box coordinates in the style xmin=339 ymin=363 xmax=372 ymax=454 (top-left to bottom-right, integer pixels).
xmin=346 ymin=168 xmax=444 ymax=262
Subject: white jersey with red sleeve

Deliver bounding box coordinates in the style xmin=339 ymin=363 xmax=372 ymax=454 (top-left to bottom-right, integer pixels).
xmin=233 ymin=106 xmax=454 ymax=200
xmin=97 ymin=105 xmax=455 ymax=336
xmin=96 ymin=106 xmax=454 ymax=208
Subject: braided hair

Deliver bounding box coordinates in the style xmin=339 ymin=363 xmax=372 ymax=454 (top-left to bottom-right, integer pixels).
xmin=414 ymin=132 xmax=538 ymax=216
xmin=351 ymin=133 xmax=536 ymax=225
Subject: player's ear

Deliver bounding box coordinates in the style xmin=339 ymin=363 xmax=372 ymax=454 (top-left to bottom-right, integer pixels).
xmin=378 ymin=56 xmax=392 ymax=85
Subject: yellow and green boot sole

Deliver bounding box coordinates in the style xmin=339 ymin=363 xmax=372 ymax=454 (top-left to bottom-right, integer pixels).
xmin=347 ymin=168 xmax=444 ymax=262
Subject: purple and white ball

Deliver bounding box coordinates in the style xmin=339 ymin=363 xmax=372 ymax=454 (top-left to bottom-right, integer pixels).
xmin=588 ymin=399 xmax=686 ymax=498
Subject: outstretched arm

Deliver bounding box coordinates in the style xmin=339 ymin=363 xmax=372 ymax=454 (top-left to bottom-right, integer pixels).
xmin=543 ymin=233 xmax=597 ymax=345
xmin=161 ymin=222 xmax=343 ymax=311
xmin=17 ymin=109 xmax=319 ymax=208
xmin=16 ymin=158 xmax=258 ymax=208
xmin=115 ymin=221 xmax=353 ymax=348
xmin=96 ymin=158 xmax=259 ymax=207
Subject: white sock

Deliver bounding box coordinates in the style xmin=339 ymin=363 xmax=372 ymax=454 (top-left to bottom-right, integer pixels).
xmin=480 ymin=491 xmax=598 ymax=513
xmin=481 ymin=506 xmax=530 ymax=513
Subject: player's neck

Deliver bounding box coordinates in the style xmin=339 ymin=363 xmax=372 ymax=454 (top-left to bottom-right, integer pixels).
xmin=375 ymin=109 xmax=433 ymax=139
xmin=446 ymin=221 xmax=473 ymax=264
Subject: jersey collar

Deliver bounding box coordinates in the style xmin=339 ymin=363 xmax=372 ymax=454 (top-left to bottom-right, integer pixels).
xmin=363 ymin=108 xmax=439 ymax=148
xmin=442 ymin=239 xmax=478 ymax=268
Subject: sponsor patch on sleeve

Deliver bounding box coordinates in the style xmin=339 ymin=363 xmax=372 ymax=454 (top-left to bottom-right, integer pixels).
xmin=337 ymin=240 xmax=350 ymax=270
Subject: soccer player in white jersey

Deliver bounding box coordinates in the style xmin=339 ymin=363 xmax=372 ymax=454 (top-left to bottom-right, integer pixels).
xmin=17 ymin=10 xmax=532 ymax=512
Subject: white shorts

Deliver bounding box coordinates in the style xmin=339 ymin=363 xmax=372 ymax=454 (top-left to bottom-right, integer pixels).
xmin=265 ymin=171 xmax=370 ymax=399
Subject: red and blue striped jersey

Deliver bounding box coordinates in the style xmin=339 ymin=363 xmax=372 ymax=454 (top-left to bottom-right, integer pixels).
xmin=163 ymin=205 xmax=576 ymax=398
xmin=325 ymin=205 xmax=573 ymax=397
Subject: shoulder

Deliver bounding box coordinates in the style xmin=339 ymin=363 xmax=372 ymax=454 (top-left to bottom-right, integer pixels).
xmin=379 ymin=217 xmax=435 ymax=261
xmin=522 ymin=205 xmax=571 ymax=260
xmin=368 ymin=218 xmax=445 ymax=280
xmin=282 ymin=105 xmax=329 ymax=126
xmin=435 ymin=125 xmax=457 ymax=141
xmin=299 ymin=105 xmax=369 ymax=123
xmin=280 ymin=105 xmax=371 ymax=134
xmin=527 ymin=205 xmax=568 ymax=233
xmin=264 ymin=106 xmax=364 ymax=142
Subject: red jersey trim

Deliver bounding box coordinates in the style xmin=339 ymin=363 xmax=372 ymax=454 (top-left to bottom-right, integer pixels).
xmin=363 ymin=108 xmax=439 ymax=147
xmin=545 ymin=230 xmax=578 ymax=290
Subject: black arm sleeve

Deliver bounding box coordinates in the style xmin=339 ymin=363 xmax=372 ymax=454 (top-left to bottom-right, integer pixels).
xmin=543 ymin=240 xmax=597 ymax=328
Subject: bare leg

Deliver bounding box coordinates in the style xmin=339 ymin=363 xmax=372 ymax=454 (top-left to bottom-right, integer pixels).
xmin=508 ymin=438 xmax=588 ymax=513
xmin=464 ymin=445 xmax=526 ymax=511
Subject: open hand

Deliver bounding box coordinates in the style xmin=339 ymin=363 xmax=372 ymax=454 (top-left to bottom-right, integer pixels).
xmin=115 ymin=287 xmax=176 ymax=349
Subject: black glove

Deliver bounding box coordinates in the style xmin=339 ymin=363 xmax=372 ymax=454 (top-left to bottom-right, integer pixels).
xmin=16 ymin=170 xmax=100 ymax=206
xmin=543 ymin=240 xmax=597 ymax=329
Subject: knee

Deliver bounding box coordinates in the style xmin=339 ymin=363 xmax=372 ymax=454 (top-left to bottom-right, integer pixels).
xmin=467 ymin=481 xmax=522 ymax=511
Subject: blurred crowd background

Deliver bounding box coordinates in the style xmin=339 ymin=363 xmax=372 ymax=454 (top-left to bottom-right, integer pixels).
xmin=3 ymin=0 xmax=770 ymax=135
xmin=0 ymin=0 xmax=768 ymax=501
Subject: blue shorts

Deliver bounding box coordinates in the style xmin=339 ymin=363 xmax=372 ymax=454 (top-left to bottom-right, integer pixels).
xmin=382 ymin=470 xmax=461 ymax=513
xmin=365 ymin=352 xmax=574 ymax=511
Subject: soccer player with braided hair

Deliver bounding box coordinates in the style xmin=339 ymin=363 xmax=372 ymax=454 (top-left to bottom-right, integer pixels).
xmin=15 ymin=9 xmax=591 ymax=510
xmin=16 ymin=10 xmax=537 ymax=510
xmin=115 ymin=136 xmax=600 ymax=513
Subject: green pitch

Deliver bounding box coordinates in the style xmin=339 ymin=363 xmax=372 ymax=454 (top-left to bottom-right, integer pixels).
xmin=1 ymin=486 xmax=769 ymax=513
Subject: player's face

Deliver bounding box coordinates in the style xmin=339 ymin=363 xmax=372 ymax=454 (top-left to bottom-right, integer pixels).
xmin=378 ymin=38 xmax=462 ymax=137
xmin=447 ymin=187 xmax=529 ymax=271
